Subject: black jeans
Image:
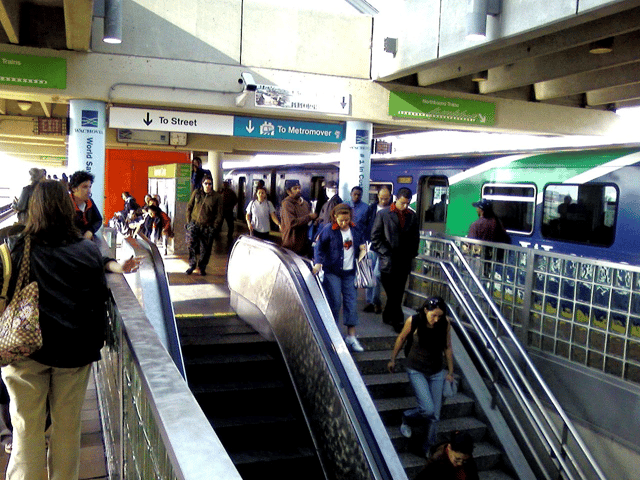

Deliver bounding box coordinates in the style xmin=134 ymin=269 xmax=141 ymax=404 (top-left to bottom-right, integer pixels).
xmin=380 ymin=262 xmax=412 ymax=329
xmin=187 ymin=223 xmax=216 ymax=271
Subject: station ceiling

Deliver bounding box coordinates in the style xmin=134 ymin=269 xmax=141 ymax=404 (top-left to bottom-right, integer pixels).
xmin=1 ymin=1 xmax=640 ymax=144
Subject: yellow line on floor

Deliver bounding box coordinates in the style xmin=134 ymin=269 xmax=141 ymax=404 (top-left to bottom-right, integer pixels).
xmin=174 ymin=312 xmax=237 ymax=318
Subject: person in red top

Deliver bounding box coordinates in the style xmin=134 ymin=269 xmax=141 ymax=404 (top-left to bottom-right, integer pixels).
xmin=467 ymin=199 xmax=509 ymax=243
xmin=280 ymin=180 xmax=318 ymax=257
xmin=371 ymin=187 xmax=420 ymax=332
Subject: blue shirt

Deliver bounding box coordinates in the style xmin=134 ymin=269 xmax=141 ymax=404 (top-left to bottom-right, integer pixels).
xmin=348 ymin=200 xmax=370 ymax=241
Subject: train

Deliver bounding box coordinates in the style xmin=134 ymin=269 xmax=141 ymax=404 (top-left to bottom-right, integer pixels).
xmin=225 ymin=145 xmax=640 ymax=265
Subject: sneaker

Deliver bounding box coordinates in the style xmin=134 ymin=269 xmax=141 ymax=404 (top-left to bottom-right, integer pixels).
xmin=4 ymin=442 xmax=11 ymax=454
xmin=363 ymin=304 xmax=375 ymax=313
xmin=185 ymin=267 xmax=194 ymax=275
xmin=345 ymin=336 xmax=364 ymax=352
xmin=400 ymin=420 xmax=412 ymax=438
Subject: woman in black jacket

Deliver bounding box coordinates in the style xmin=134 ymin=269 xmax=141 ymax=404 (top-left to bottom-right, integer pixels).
xmin=1 ymin=180 xmax=108 ymax=480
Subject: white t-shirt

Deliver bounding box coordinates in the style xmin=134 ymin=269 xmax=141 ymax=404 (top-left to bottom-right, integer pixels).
xmin=246 ymin=199 xmax=275 ymax=233
xmin=341 ymin=228 xmax=355 ymax=270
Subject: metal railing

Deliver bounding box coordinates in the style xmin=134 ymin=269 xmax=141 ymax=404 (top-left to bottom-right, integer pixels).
xmin=95 ymin=236 xmax=241 ymax=480
xmin=406 ymin=234 xmax=608 ymax=480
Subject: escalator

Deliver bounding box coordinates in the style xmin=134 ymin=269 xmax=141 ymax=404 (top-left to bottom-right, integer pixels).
xmin=176 ymin=312 xmax=325 ymax=479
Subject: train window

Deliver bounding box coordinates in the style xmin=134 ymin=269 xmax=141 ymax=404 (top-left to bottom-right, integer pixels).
xmin=369 ymin=182 xmax=393 ymax=204
xmin=482 ymin=183 xmax=536 ymax=234
xmin=542 ymin=184 xmax=617 ymax=246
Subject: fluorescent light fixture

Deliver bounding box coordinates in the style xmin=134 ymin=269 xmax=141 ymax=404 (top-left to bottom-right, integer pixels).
xmin=589 ymin=37 xmax=613 ymax=54
xmin=16 ymin=101 xmax=32 ymax=111
xmin=466 ymin=0 xmax=501 ymax=41
xmin=103 ymin=0 xmax=122 ymax=44
xmin=471 ymin=70 xmax=488 ymax=82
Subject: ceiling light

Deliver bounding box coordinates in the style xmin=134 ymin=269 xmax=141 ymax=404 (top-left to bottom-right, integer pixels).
xmin=103 ymin=0 xmax=122 ymax=44
xmin=589 ymin=37 xmax=613 ymax=54
xmin=16 ymin=101 xmax=32 ymax=111
xmin=471 ymin=71 xmax=488 ymax=82
xmin=466 ymin=0 xmax=501 ymax=41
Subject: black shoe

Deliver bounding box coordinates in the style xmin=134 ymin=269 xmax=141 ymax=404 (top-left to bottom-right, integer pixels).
xmin=393 ymin=322 xmax=404 ymax=333
xmin=200 ymin=270 xmax=207 ymax=276
xmin=185 ymin=267 xmax=194 ymax=275
xmin=363 ymin=303 xmax=375 ymax=313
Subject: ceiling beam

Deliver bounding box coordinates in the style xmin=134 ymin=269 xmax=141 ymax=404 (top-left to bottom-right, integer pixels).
xmin=0 ymin=0 xmax=19 ymax=43
xmin=587 ymin=82 xmax=640 ymax=106
xmin=534 ymin=62 xmax=640 ymax=101
xmin=40 ymin=101 xmax=52 ymax=117
xmin=479 ymin=30 xmax=640 ymax=94
xmin=409 ymin=5 xmax=640 ymax=86
xmin=63 ymin=0 xmax=94 ymax=51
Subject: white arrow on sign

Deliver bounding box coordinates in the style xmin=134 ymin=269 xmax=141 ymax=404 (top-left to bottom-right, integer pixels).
xmin=246 ymin=120 xmax=255 ymax=133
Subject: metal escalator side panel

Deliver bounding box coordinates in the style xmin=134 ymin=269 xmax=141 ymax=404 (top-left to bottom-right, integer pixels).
xmin=228 ymin=236 xmax=407 ymax=480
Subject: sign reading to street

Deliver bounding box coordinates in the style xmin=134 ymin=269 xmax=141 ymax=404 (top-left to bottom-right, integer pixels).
xmin=389 ymin=91 xmax=495 ymax=125
xmin=0 ymin=52 xmax=66 ymax=89
xmin=233 ymin=116 xmax=344 ymax=143
xmin=109 ymin=107 xmax=233 ymax=135
xmin=254 ymin=85 xmax=351 ymax=115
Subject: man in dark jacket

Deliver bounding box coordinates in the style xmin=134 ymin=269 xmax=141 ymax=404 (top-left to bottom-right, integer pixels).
xmin=371 ymin=187 xmax=420 ymax=332
xmin=190 ymin=157 xmax=211 ymax=192
xmin=281 ymin=180 xmax=317 ymax=256
xmin=68 ymin=170 xmax=103 ymax=240
xmin=220 ymin=181 xmax=238 ymax=244
xmin=363 ymin=186 xmax=391 ymax=313
xmin=185 ymin=175 xmax=223 ymax=275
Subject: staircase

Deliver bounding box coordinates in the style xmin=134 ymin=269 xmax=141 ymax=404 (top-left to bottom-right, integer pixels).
xmin=353 ymin=334 xmax=517 ymax=480
xmin=176 ymin=313 xmax=325 ymax=480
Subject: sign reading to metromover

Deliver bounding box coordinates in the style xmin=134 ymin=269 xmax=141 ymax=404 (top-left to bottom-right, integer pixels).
xmin=389 ymin=91 xmax=495 ymax=126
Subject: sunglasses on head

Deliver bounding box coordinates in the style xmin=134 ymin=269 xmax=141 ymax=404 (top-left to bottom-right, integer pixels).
xmin=425 ymin=297 xmax=445 ymax=311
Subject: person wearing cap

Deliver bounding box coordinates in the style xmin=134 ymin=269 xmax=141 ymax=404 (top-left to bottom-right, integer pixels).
xmin=316 ymin=180 xmax=342 ymax=229
xmin=468 ymin=198 xmax=509 ymax=243
xmin=281 ymin=180 xmax=318 ymax=256
xmin=414 ymin=431 xmax=479 ymax=479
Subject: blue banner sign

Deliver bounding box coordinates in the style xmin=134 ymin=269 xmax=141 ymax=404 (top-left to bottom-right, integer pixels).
xmin=233 ymin=116 xmax=344 ymax=143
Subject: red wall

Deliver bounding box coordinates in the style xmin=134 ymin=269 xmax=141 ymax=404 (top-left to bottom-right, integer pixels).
xmin=104 ymin=149 xmax=190 ymax=222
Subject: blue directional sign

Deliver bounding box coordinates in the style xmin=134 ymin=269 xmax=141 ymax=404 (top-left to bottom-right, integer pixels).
xmin=233 ymin=116 xmax=344 ymax=143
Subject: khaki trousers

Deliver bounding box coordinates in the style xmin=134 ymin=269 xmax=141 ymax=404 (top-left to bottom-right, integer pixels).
xmin=1 ymin=358 xmax=91 ymax=480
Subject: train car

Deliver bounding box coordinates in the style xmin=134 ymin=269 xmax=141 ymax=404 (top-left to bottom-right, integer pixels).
xmin=226 ymin=145 xmax=640 ymax=265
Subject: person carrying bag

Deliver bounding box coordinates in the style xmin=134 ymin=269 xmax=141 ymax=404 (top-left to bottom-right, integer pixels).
xmin=0 ymin=236 xmax=41 ymax=366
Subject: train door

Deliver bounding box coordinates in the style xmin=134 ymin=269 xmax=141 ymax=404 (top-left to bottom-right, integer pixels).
xmin=418 ymin=176 xmax=449 ymax=232
xmin=237 ymin=176 xmax=246 ymax=219
xmin=310 ymin=176 xmax=326 ymax=213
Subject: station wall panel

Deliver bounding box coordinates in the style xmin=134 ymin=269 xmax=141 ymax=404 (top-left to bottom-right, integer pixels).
xmin=104 ymin=149 xmax=190 ymax=222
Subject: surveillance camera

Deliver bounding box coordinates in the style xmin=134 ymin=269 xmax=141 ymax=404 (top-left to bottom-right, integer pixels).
xmin=240 ymin=72 xmax=257 ymax=91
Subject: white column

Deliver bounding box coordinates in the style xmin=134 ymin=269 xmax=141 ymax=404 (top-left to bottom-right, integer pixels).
xmin=339 ymin=121 xmax=372 ymax=202
xmin=68 ymin=100 xmax=107 ymax=215
xmin=208 ymin=151 xmax=224 ymax=191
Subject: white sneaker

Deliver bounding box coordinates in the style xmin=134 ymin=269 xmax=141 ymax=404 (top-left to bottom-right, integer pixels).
xmin=345 ymin=336 xmax=364 ymax=352
xmin=400 ymin=420 xmax=412 ymax=438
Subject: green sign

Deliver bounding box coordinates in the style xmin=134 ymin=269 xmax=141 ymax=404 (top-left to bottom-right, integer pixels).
xmin=389 ymin=91 xmax=495 ymax=125
xmin=0 ymin=52 xmax=66 ymax=89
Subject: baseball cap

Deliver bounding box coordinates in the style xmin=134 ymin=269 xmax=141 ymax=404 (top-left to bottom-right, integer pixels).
xmin=472 ymin=199 xmax=492 ymax=210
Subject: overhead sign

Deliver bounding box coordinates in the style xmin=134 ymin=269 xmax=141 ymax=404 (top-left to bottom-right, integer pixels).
xmin=0 ymin=52 xmax=66 ymax=89
xmin=254 ymin=84 xmax=351 ymax=115
xmin=233 ymin=116 xmax=344 ymax=143
xmin=389 ymin=91 xmax=496 ymax=126
xmin=109 ymin=107 xmax=233 ymax=135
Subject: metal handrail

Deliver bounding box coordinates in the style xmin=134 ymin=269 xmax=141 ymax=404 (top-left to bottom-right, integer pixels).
xmin=413 ymin=237 xmax=607 ymax=480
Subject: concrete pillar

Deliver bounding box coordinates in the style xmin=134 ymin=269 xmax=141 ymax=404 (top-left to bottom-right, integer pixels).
xmin=68 ymin=100 xmax=107 ymax=215
xmin=208 ymin=151 xmax=224 ymax=191
xmin=339 ymin=121 xmax=372 ymax=202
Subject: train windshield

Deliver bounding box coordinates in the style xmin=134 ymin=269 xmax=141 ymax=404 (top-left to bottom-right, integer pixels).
xmin=541 ymin=184 xmax=618 ymax=246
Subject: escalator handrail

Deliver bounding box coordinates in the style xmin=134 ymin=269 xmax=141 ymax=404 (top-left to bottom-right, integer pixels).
xmin=229 ymin=235 xmax=406 ymax=480
xmin=133 ymin=233 xmax=187 ymax=380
